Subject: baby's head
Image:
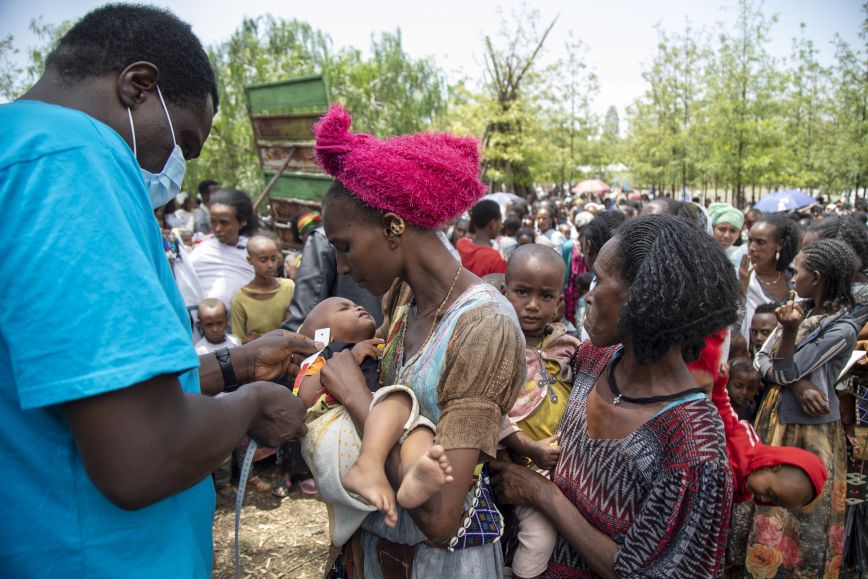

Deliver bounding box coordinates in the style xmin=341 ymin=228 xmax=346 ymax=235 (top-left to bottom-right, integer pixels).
xmin=197 ymin=298 xmax=229 ymax=344
xmin=745 ymin=462 xmax=819 ymax=509
xmin=302 ymin=297 xmax=376 ymax=343
xmin=505 ymin=244 xmax=566 ymax=338
xmin=727 ymin=358 xmax=761 ymax=409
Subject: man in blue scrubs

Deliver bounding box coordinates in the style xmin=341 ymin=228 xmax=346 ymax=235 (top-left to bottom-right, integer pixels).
xmin=0 ymin=5 xmax=314 ymax=576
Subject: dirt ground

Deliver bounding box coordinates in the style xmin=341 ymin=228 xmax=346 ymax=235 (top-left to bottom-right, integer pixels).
xmin=212 ymin=462 xmax=331 ymax=579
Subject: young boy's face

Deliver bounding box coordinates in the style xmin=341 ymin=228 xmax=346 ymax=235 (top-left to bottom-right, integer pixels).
xmin=727 ymin=369 xmax=761 ymax=409
xmin=745 ymin=466 xmax=813 ymax=509
xmin=247 ymin=239 xmax=281 ymax=279
xmin=309 ymin=297 xmax=377 ymax=343
xmin=750 ymin=312 xmax=778 ymax=352
xmin=505 ymin=256 xmax=563 ymax=339
xmin=198 ymin=305 xmax=228 ymax=344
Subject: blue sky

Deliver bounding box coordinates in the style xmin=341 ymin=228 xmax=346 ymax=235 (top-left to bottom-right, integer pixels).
xmin=1 ymin=0 xmax=862 ymax=115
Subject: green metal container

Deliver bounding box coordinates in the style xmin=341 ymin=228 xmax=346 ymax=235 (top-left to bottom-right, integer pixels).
xmin=263 ymin=171 xmax=332 ymax=202
xmin=245 ymin=75 xmax=330 ymax=115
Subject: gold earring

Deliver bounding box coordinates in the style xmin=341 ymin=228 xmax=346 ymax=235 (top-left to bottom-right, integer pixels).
xmin=390 ymin=219 xmax=405 ymax=236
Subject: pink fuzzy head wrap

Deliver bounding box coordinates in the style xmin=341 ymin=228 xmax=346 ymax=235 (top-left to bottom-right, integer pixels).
xmin=313 ymin=104 xmax=487 ymax=229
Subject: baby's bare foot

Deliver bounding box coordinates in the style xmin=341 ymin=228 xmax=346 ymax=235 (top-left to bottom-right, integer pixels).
xmin=397 ymin=445 xmax=454 ymax=509
xmin=341 ymin=457 xmax=398 ymax=527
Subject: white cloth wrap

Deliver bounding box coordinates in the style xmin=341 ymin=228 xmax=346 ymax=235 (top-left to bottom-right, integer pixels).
xmin=301 ymin=385 xmax=434 ymax=546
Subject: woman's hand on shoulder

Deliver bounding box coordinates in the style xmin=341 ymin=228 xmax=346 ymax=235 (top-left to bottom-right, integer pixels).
xmin=320 ymin=349 xmax=369 ymax=405
xmin=489 ymin=460 xmax=554 ymax=508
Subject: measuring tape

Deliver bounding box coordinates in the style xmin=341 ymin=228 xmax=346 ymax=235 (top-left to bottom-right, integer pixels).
xmin=235 ymin=439 xmax=258 ymax=579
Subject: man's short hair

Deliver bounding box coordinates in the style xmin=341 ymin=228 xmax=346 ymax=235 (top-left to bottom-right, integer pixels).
xmin=198 ymin=179 xmax=218 ymax=195
xmin=46 ymin=4 xmax=218 ymax=111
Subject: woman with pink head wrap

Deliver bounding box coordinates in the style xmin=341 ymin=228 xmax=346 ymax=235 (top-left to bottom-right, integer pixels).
xmin=310 ymin=104 xmax=525 ymax=578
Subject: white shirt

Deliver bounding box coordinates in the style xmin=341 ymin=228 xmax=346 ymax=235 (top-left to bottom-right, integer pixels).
xmin=188 ymin=235 xmax=255 ymax=312
xmin=195 ymin=334 xmax=241 ymax=355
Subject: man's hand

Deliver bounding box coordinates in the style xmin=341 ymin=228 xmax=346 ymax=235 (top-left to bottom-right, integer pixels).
xmin=250 ymin=330 xmax=319 ymax=382
xmin=246 ymin=382 xmax=308 ymax=446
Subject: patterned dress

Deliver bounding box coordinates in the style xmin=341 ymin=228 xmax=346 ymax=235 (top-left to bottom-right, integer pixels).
xmin=547 ymin=343 xmax=734 ymax=577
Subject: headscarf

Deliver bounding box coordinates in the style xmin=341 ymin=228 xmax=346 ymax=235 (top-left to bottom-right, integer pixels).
xmin=708 ymin=202 xmax=745 ymax=230
xmin=313 ymin=104 xmax=486 ymax=229
xmin=296 ymin=211 xmax=321 ymax=238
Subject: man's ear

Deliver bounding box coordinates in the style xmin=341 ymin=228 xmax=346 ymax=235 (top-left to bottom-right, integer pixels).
xmin=117 ymin=61 xmax=160 ymax=110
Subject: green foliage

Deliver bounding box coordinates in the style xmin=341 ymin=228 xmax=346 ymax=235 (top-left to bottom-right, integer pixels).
xmin=625 ymin=0 xmax=867 ymax=202
xmin=3 ymin=3 xmax=865 ymax=201
xmin=0 ymin=17 xmax=72 ymax=100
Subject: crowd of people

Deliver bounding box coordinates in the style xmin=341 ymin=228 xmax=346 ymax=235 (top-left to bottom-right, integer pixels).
xmin=2 ymin=4 xmax=867 ymax=579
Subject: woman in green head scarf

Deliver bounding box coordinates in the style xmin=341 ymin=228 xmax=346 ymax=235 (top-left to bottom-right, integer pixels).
xmin=708 ymin=202 xmax=746 ymax=268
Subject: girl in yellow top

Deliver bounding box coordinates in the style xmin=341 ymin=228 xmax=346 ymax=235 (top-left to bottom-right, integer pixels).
xmin=500 ymin=244 xmax=580 ymax=579
xmin=230 ymin=235 xmax=295 ymax=343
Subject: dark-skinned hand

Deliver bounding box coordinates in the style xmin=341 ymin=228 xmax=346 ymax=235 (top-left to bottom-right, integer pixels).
xmin=246 ymin=381 xmax=308 ymax=447
xmin=320 ymin=349 xmax=369 ymax=405
xmin=526 ymin=434 xmax=562 ymax=470
xmin=489 ymin=460 xmax=552 ymax=508
xmin=250 ymin=329 xmax=320 ymax=382
xmin=775 ymin=299 xmax=805 ymax=335
xmin=791 ymin=379 xmax=831 ymax=416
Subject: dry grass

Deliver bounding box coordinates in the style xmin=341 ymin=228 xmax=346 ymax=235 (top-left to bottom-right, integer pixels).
xmin=212 ymin=463 xmax=330 ymax=579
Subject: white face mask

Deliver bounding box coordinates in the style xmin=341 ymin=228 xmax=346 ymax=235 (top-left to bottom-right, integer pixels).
xmin=127 ymin=86 xmax=187 ymax=209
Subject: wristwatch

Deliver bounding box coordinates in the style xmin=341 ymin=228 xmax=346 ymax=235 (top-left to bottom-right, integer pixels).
xmin=214 ymin=347 xmax=240 ymax=392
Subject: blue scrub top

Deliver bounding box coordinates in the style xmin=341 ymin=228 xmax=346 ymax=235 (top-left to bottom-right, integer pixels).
xmin=0 ymin=100 xmax=214 ymax=577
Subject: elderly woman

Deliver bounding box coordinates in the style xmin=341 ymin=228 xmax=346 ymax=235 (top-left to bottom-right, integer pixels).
xmin=311 ymin=105 xmax=525 ymax=578
xmin=491 ymin=214 xmax=741 ymax=577
xmin=739 ymin=213 xmax=801 ymax=341
xmin=188 ymin=188 xmax=257 ymax=313
xmin=708 ymin=202 xmax=747 ymax=268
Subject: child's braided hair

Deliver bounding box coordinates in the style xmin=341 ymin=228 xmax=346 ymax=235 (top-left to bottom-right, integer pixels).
xmin=800 ymin=239 xmax=857 ymax=310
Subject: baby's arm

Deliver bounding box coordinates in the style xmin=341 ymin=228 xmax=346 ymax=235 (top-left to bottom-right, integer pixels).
xmin=503 ymin=430 xmax=562 ymax=470
xmin=292 ymin=356 xmax=327 ymax=409
xmin=296 ymin=373 xmax=324 ymax=409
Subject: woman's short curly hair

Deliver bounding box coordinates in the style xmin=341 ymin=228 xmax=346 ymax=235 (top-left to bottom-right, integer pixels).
xmin=800 ymin=239 xmax=857 ymax=310
xmin=808 ymin=215 xmax=868 ymax=270
xmin=614 ymin=214 xmax=741 ymax=365
xmin=754 ymin=214 xmax=801 ymax=271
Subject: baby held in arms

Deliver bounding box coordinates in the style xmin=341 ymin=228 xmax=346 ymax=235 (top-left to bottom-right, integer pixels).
xmin=294 ymin=297 xmax=453 ymax=529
